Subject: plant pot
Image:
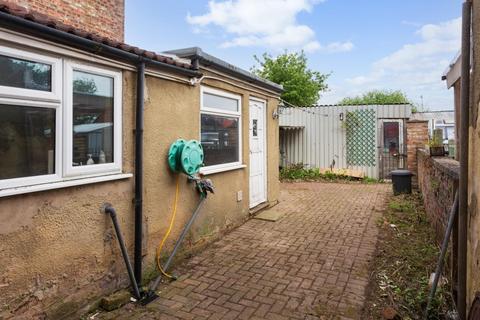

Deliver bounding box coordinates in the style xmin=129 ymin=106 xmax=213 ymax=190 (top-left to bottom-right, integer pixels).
xmin=429 ymin=146 xmax=445 ymax=157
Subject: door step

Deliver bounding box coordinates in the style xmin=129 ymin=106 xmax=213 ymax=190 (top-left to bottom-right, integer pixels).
xmin=249 ymin=202 xmax=269 ymax=215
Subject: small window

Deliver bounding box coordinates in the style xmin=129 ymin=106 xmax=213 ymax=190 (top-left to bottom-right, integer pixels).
xmin=203 ymin=92 xmax=239 ymax=112
xmin=200 ymin=87 xmax=242 ymax=171
xmin=0 ymin=46 xmax=61 ymax=101
xmin=0 ymin=54 xmax=52 ymax=91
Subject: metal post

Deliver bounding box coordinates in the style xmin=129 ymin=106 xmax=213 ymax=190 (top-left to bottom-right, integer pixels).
xmin=149 ymin=196 xmax=206 ymax=293
xmin=458 ymin=1 xmax=472 ymax=318
xmin=426 ymin=192 xmax=459 ymax=317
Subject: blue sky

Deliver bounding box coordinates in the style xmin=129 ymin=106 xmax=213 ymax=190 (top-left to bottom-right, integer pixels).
xmin=126 ymin=0 xmax=462 ymax=110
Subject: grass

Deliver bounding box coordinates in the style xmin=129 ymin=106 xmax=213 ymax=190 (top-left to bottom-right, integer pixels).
xmin=279 ymin=164 xmax=381 ymax=184
xmin=363 ymin=192 xmax=454 ymax=319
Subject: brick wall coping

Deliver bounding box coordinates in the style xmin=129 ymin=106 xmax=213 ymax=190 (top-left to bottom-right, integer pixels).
xmin=418 ymin=149 xmax=459 ymax=180
xmin=407 ymin=119 xmax=430 ymax=123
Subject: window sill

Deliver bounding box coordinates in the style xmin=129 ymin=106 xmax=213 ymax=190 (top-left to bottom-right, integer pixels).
xmin=200 ymin=164 xmax=247 ymax=176
xmin=0 ymin=173 xmax=133 ymax=198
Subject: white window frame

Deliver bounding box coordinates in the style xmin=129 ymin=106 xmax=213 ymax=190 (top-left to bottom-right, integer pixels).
xmin=0 ymin=44 xmax=127 ymax=197
xmin=199 ymin=86 xmax=243 ymax=174
xmin=0 ymin=45 xmax=62 ymax=102
xmin=64 ymin=61 xmax=123 ymax=177
xmin=0 ymin=97 xmax=62 ymax=190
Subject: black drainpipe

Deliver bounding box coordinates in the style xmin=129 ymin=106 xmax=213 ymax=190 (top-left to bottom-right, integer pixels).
xmin=458 ymin=1 xmax=472 ymax=319
xmin=134 ymin=62 xmax=145 ymax=287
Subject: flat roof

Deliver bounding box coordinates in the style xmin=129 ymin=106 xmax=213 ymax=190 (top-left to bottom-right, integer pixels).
xmin=165 ymin=47 xmax=284 ymax=94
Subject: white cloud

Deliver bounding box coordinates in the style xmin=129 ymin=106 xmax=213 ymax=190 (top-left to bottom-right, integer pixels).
xmin=335 ymin=17 xmax=461 ymax=109
xmin=187 ymin=0 xmax=353 ymax=53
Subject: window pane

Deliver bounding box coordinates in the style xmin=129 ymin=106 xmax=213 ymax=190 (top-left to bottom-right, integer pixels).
xmin=0 ymin=104 xmax=55 ymax=179
xmin=72 ymin=70 xmax=114 ymax=166
xmin=0 ymin=55 xmax=51 ymax=91
xmin=203 ymin=92 xmax=238 ymax=112
xmin=201 ymin=114 xmax=239 ymax=166
xmin=383 ymin=122 xmax=399 ymax=154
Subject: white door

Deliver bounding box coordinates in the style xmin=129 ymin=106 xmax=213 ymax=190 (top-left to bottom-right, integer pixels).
xmin=249 ymin=99 xmax=267 ymax=208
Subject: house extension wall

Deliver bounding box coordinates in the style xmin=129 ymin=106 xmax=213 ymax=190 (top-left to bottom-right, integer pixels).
xmin=0 ymin=61 xmax=280 ymax=318
xmin=6 ymin=0 xmax=125 ymax=42
xmin=0 ymin=70 xmax=136 ymax=319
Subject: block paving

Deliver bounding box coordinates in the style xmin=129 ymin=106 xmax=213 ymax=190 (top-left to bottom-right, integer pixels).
xmin=97 ymin=182 xmax=390 ymax=319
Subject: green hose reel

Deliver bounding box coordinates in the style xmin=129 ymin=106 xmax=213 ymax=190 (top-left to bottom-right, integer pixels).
xmin=168 ymin=139 xmax=204 ymax=175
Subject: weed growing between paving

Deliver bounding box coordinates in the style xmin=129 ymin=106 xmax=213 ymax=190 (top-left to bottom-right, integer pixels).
xmin=363 ymin=192 xmax=455 ymax=319
xmin=279 ymin=164 xmax=380 ymax=184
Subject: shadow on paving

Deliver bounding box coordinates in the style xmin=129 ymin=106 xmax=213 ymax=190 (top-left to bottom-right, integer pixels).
xmin=95 ymin=182 xmax=390 ymax=320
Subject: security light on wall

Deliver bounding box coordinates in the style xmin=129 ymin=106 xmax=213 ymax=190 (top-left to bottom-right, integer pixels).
xmin=339 ymin=112 xmax=344 ymax=121
xmin=273 ymin=100 xmax=286 ymax=119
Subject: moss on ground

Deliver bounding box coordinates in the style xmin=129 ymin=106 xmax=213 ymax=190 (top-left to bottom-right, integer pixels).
xmin=363 ymin=192 xmax=454 ymax=319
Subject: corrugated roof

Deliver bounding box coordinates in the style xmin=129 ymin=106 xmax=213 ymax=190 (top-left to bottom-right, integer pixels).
xmin=0 ymin=1 xmax=193 ymax=70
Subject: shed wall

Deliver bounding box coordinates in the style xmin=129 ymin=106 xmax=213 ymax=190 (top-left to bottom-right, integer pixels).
xmin=279 ymin=104 xmax=411 ymax=179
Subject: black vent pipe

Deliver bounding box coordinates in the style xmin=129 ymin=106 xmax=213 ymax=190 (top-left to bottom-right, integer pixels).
xmin=134 ymin=62 xmax=145 ymax=286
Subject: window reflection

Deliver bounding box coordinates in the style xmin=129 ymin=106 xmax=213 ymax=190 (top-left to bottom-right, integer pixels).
xmin=0 ymin=104 xmax=55 ymax=179
xmin=72 ymin=71 xmax=114 ymax=166
xmin=201 ymin=114 xmax=239 ymax=166
xmin=0 ymin=55 xmax=51 ymax=91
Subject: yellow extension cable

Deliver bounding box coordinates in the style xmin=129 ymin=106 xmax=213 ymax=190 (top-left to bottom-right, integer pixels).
xmin=156 ymin=174 xmax=180 ymax=279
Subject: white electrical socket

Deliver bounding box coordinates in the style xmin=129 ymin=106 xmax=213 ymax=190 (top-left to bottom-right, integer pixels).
xmin=237 ymin=191 xmax=243 ymax=202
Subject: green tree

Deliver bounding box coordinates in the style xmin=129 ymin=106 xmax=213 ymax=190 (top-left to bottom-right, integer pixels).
xmin=251 ymin=51 xmax=329 ymax=106
xmin=339 ymin=90 xmax=410 ymax=105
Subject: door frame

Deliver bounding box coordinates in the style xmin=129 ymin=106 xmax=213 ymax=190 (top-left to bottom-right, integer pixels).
xmin=249 ymin=97 xmax=268 ymax=208
xmin=378 ymin=119 xmax=405 ymax=179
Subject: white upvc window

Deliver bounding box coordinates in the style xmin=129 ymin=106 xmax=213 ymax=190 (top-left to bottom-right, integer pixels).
xmin=64 ymin=62 xmax=122 ymax=177
xmin=0 ymin=44 xmax=125 ymax=195
xmin=200 ymin=86 xmax=243 ymax=174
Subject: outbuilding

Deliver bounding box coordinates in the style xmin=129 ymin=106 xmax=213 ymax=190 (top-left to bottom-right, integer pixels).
xmin=279 ymin=104 xmax=412 ymax=179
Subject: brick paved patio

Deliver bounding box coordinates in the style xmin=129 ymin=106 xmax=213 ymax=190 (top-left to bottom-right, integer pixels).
xmin=97 ymin=182 xmax=390 ymax=320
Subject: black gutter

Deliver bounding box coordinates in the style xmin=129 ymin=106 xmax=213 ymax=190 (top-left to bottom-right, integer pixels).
xmin=458 ymin=1 xmax=472 ymax=319
xmin=134 ymin=62 xmax=145 ymax=287
xmin=0 ymin=11 xmax=201 ymax=78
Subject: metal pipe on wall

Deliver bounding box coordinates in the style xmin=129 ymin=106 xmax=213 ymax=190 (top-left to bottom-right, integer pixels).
xmin=104 ymin=206 xmax=141 ymax=300
xmin=134 ymin=62 xmax=145 ymax=287
xmin=458 ymin=1 xmax=472 ymax=319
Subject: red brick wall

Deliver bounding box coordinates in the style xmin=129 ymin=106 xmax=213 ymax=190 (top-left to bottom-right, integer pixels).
xmin=417 ymin=149 xmax=459 ymax=294
xmin=406 ymin=120 xmax=429 ymax=186
xmin=8 ymin=0 xmax=124 ymax=42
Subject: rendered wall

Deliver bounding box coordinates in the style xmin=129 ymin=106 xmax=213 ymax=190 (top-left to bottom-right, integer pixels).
xmin=0 ymin=67 xmax=280 ymax=319
xmin=0 ymin=70 xmax=136 ymax=319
